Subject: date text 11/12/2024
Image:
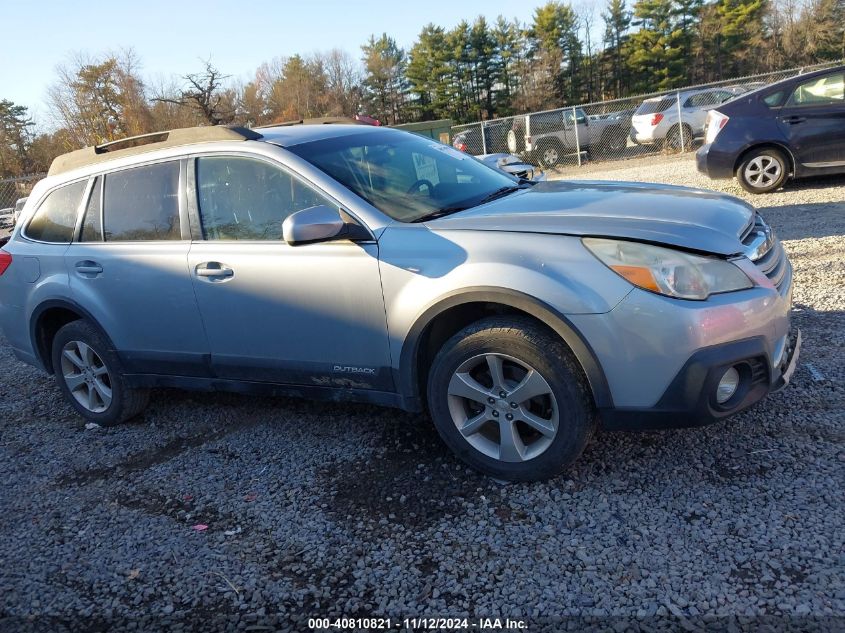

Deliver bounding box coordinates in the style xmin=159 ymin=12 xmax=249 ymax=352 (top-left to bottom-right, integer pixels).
xmin=307 ymin=617 xmax=528 ymax=630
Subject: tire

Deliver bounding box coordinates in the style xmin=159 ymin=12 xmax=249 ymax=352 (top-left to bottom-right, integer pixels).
xmin=506 ymin=129 xmax=520 ymax=154
xmin=426 ymin=317 xmax=596 ymax=482
xmin=597 ymin=127 xmax=626 ymax=158
xmin=736 ymin=147 xmax=789 ymax=194
xmin=665 ymin=125 xmax=693 ymax=152
xmin=536 ymin=140 xmax=563 ymax=168
xmin=51 ymin=320 xmax=150 ymax=426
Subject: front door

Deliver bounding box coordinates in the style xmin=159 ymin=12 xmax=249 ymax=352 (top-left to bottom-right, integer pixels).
xmin=186 ymin=155 xmax=392 ymax=390
xmin=777 ymin=71 xmax=845 ymax=169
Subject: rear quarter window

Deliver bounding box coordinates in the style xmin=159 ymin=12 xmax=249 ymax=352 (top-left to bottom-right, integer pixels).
xmin=103 ymin=162 xmax=181 ymax=241
xmin=635 ymin=98 xmax=674 ymax=115
xmin=762 ymin=90 xmax=786 ymax=107
xmin=25 ymin=180 xmax=87 ymax=243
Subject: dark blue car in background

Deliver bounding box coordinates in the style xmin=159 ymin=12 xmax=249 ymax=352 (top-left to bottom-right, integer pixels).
xmin=697 ymin=66 xmax=845 ymax=193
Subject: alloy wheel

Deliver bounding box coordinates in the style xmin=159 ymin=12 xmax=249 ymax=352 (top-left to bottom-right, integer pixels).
xmin=60 ymin=340 xmax=112 ymax=413
xmin=542 ymin=147 xmax=560 ymax=166
xmin=744 ymin=155 xmax=782 ymax=189
xmin=446 ymin=353 xmax=559 ymax=462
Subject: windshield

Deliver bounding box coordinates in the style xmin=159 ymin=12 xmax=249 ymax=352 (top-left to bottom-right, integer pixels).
xmin=287 ymin=129 xmax=518 ymax=222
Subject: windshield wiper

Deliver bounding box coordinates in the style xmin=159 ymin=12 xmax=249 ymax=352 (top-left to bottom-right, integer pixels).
xmin=411 ymin=206 xmax=471 ymax=223
xmin=477 ymin=185 xmax=523 ymax=205
xmin=412 ymin=184 xmax=527 ymax=223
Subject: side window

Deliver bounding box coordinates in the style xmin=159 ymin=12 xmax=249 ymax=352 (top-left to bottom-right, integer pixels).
xmin=195 ymin=156 xmax=335 ymax=241
xmin=25 ymin=180 xmax=87 ymax=243
xmin=763 ymin=90 xmax=785 ymax=107
xmin=103 ymin=162 xmax=180 ymax=241
xmin=80 ymin=177 xmax=103 ymax=242
xmin=788 ymin=73 xmax=844 ymax=106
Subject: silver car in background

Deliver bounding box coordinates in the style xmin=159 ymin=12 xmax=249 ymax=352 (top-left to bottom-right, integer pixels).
xmin=0 ymin=124 xmax=799 ymax=481
xmin=631 ymin=87 xmax=747 ymax=149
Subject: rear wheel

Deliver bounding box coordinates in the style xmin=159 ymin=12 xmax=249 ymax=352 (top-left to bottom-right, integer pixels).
xmin=51 ymin=320 xmax=150 ymax=427
xmin=427 ymin=317 xmax=595 ymax=481
xmin=537 ymin=140 xmax=563 ymax=168
xmin=665 ymin=124 xmax=693 ymax=152
xmin=737 ymin=147 xmax=788 ymax=194
xmin=597 ymin=127 xmax=627 ymax=158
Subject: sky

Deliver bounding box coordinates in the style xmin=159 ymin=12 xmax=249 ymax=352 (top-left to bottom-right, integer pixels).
xmin=0 ymin=0 xmax=552 ymax=129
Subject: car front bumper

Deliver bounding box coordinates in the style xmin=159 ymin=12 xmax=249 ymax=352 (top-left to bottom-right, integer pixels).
xmin=599 ymin=328 xmax=800 ymax=430
xmin=568 ymin=270 xmax=795 ymax=430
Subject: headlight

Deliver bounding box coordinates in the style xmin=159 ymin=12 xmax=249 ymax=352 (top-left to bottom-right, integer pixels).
xmin=583 ymin=238 xmax=753 ymax=300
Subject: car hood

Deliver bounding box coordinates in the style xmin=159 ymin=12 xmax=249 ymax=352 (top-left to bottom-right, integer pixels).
xmin=426 ymin=180 xmax=755 ymax=255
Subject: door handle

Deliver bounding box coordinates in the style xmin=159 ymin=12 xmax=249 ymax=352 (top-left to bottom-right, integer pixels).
xmin=783 ymin=116 xmax=806 ymax=125
xmin=75 ymin=261 xmax=103 ymax=275
xmin=195 ymin=262 xmax=234 ymax=278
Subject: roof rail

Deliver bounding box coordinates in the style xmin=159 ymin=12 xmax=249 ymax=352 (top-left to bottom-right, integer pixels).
xmin=48 ymin=126 xmax=263 ymax=176
xmin=255 ymin=117 xmax=366 ymax=128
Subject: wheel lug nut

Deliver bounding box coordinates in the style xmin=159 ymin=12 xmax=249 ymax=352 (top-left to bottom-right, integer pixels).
xmin=510 ymin=402 xmax=518 ymax=409
xmin=499 ymin=391 xmax=507 ymax=398
xmin=487 ymin=397 xmax=495 ymax=404
xmin=492 ymin=410 xmax=499 ymax=417
xmin=506 ymin=413 xmax=513 ymax=421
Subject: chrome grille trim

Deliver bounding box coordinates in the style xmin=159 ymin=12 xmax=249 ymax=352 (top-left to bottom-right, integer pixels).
xmin=742 ymin=215 xmax=789 ymax=293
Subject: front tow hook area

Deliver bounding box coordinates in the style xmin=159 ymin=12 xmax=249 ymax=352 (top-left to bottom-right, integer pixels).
xmin=772 ymin=328 xmax=801 ymax=392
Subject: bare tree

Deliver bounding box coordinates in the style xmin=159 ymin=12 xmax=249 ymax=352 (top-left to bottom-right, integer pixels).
xmin=154 ymin=60 xmax=234 ymax=125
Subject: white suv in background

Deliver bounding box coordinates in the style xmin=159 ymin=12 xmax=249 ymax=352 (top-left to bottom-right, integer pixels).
xmin=631 ymin=87 xmax=745 ymax=150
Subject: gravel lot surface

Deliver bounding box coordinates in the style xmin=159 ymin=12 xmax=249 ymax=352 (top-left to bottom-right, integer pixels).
xmin=1 ymin=156 xmax=843 ymax=631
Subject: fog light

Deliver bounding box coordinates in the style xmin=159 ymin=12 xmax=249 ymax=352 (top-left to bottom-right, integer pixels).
xmin=716 ymin=366 xmax=740 ymax=404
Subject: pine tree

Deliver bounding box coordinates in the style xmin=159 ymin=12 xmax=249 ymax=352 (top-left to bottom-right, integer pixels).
xmin=361 ymin=34 xmax=407 ymax=124
xmin=627 ymin=0 xmax=687 ymax=91
xmin=602 ymin=0 xmax=632 ymax=97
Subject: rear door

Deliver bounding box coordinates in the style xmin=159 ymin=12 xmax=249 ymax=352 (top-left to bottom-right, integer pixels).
xmin=185 ymin=154 xmax=392 ymax=390
xmin=65 ymin=160 xmax=209 ymax=376
xmin=777 ymin=71 xmax=845 ymax=169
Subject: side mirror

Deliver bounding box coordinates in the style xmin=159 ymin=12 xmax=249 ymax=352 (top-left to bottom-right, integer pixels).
xmin=282 ymin=205 xmax=370 ymax=246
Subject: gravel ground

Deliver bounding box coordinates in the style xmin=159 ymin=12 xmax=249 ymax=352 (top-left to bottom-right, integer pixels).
xmin=1 ymin=157 xmax=843 ymax=631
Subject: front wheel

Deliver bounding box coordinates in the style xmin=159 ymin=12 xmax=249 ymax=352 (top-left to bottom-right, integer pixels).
xmin=537 ymin=141 xmax=563 ymax=168
xmin=427 ymin=317 xmax=595 ymax=481
xmin=736 ymin=148 xmax=788 ymax=194
xmin=52 ymin=320 xmax=150 ymax=426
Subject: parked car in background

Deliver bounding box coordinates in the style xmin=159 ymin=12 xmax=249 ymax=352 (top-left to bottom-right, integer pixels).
xmin=13 ymin=197 xmax=28 ymax=225
xmin=452 ymin=120 xmax=511 ymax=155
xmin=631 ymin=87 xmax=746 ymax=150
xmin=478 ymin=153 xmax=545 ymax=181
xmin=507 ymin=107 xmax=630 ymax=167
xmin=0 ymin=124 xmax=799 ymax=481
xmin=697 ymin=66 xmax=845 ymax=193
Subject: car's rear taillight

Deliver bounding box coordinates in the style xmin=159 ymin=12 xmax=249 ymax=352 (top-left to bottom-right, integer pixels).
xmin=0 ymin=250 xmax=11 ymax=276
xmin=650 ymin=113 xmax=664 ymax=126
xmin=455 ymin=142 xmax=467 ymax=152
xmin=705 ymin=110 xmax=730 ymax=144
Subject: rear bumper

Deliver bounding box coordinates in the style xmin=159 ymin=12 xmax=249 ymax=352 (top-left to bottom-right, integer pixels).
xmin=600 ymin=329 xmax=800 ymax=431
xmin=696 ymin=143 xmax=737 ymax=179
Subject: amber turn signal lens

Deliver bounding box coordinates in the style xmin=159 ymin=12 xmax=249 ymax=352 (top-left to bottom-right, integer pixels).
xmin=610 ymin=265 xmax=661 ymax=292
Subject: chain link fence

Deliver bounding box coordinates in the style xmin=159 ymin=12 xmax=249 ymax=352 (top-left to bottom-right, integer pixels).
xmin=450 ymin=59 xmax=844 ymax=172
xmin=0 ymin=173 xmax=44 ymax=230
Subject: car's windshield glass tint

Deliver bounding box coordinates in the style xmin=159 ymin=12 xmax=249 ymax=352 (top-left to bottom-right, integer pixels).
xmin=287 ymin=130 xmax=517 ymax=222
xmin=763 ymin=90 xmax=785 ymax=107
xmin=196 ymin=156 xmax=333 ymax=240
xmin=104 ymin=162 xmax=180 ymax=241
xmin=788 ymin=73 xmax=844 ymax=106
xmin=26 ymin=180 xmax=87 ymax=243
xmin=635 ymin=98 xmax=674 ymax=115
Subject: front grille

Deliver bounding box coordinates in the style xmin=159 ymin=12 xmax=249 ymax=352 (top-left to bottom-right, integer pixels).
xmin=741 ymin=215 xmax=790 ymax=294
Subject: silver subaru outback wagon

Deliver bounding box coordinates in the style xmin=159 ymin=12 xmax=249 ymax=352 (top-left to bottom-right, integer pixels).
xmin=0 ymin=124 xmax=799 ymax=481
